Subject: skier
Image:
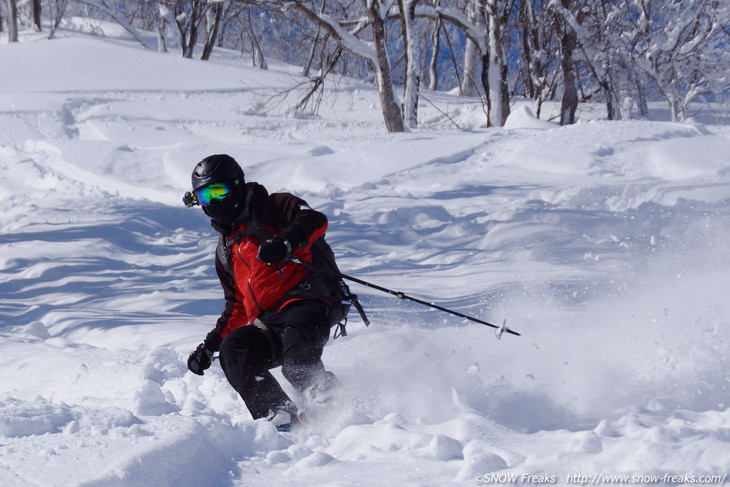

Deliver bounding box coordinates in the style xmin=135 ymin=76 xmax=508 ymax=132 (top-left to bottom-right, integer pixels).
xmin=184 ymin=154 xmax=338 ymax=430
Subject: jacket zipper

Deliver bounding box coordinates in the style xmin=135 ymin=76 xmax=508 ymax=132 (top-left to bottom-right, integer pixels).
xmin=237 ymin=242 xmax=266 ymax=314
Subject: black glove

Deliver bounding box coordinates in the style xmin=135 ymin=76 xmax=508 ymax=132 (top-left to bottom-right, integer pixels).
xmin=187 ymin=343 xmax=214 ymax=375
xmin=257 ymin=236 xmax=292 ymax=265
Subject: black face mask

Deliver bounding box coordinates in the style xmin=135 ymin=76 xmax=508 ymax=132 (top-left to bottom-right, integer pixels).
xmin=203 ymin=193 xmax=242 ymax=225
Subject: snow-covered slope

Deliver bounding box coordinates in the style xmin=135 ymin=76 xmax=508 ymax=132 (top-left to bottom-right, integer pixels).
xmin=1 ymin=27 xmax=729 ymax=486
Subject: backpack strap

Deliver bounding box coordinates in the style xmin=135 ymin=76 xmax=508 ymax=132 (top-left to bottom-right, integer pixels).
xmin=333 ymin=319 xmax=348 ymax=339
xmin=331 ymin=290 xmax=370 ymax=339
xmin=217 ymin=216 xmax=276 ymax=277
xmin=351 ymin=295 xmax=370 ymax=326
xmin=217 ymin=234 xmax=233 ymax=276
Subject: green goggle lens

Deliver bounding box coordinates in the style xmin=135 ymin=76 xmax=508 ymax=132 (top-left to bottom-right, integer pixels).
xmin=195 ymin=182 xmax=233 ymax=206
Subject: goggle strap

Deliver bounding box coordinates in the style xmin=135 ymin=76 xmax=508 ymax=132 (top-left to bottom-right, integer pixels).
xmin=183 ymin=191 xmax=199 ymax=208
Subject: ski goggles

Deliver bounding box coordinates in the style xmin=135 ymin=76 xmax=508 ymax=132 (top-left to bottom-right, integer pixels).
xmin=184 ymin=181 xmax=235 ymax=208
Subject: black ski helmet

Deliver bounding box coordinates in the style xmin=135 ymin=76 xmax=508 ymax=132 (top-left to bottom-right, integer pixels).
xmin=191 ymin=154 xmax=245 ymax=191
xmin=191 ymin=154 xmax=247 ymax=225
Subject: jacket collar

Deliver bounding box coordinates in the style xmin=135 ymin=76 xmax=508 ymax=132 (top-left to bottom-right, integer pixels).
xmin=210 ymin=182 xmax=267 ymax=235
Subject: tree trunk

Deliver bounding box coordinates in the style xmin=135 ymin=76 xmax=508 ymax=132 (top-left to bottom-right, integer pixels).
xmin=303 ymin=0 xmax=328 ymax=77
xmin=461 ymin=1 xmax=482 ymax=97
xmin=176 ymin=0 xmax=204 ymax=59
xmin=156 ymin=4 xmax=168 ymax=53
xmin=484 ymin=0 xmax=510 ymax=127
xmin=636 ymin=79 xmax=648 ymax=119
xmin=499 ymin=61 xmax=510 ymax=124
xmin=604 ymin=81 xmax=615 ymax=121
xmin=399 ymin=0 xmax=419 ymax=128
xmin=246 ymin=7 xmax=267 ymax=69
xmin=426 ymin=18 xmax=440 ymax=91
xmin=668 ymin=95 xmax=686 ymax=122
xmin=47 ymin=0 xmax=70 ymax=40
xmin=461 ymin=38 xmax=480 ymax=96
xmin=518 ymin=0 xmax=536 ymax=98
xmin=302 ymin=30 xmax=323 ymax=77
xmin=184 ymin=15 xmax=198 ymax=59
xmin=7 ymin=0 xmax=19 ymax=43
xmin=481 ymin=52 xmax=492 ymax=126
xmin=368 ymin=1 xmax=405 ymax=133
xmin=252 ymin=40 xmax=267 ymax=69
xmin=32 ymin=0 xmax=42 ymax=31
xmin=559 ymin=39 xmax=578 ymax=125
xmin=201 ymin=2 xmax=222 ymax=61
xmin=558 ymin=0 xmax=579 ymax=125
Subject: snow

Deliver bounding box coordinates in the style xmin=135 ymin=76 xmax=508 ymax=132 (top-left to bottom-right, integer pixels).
xmin=2 ymin=24 xmax=730 ymax=487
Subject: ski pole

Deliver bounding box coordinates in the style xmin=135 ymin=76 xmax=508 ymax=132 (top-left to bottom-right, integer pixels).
xmin=290 ymin=257 xmax=521 ymax=338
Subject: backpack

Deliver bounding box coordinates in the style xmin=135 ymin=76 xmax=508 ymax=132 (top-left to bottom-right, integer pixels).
xmin=218 ymin=226 xmax=369 ymax=338
xmin=308 ymin=236 xmax=370 ymax=338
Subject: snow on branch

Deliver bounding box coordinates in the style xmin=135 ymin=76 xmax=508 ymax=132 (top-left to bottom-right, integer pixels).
xmin=75 ymin=0 xmax=154 ymax=50
xmin=414 ymin=4 xmax=487 ymax=53
xmin=547 ymin=0 xmax=587 ymax=40
xmin=284 ymin=2 xmax=377 ymax=64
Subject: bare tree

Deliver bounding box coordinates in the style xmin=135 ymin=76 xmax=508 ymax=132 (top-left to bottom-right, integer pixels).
xmin=293 ymin=45 xmax=343 ymax=114
xmin=484 ymin=0 xmax=513 ymax=126
xmin=367 ymin=0 xmax=405 ymax=132
xmin=516 ymin=0 xmax=560 ymax=118
xmin=399 ymin=0 xmax=421 ymax=128
xmin=625 ymin=0 xmax=728 ymax=121
xmin=302 ymin=17 xmax=326 ymax=77
xmin=167 ymin=0 xmax=208 ymax=58
xmin=555 ymin=0 xmax=729 ymax=122
xmin=460 ymin=0 xmax=483 ymax=97
xmin=75 ymin=0 xmax=154 ymax=49
xmin=245 ymin=5 xmax=267 ymax=68
xmin=284 ymin=0 xmax=405 ymax=132
xmin=551 ymin=0 xmax=583 ymax=125
xmin=414 ymin=0 xmax=513 ymax=126
xmin=6 ymin=0 xmax=18 ymax=42
xmin=200 ymin=1 xmax=223 ymax=60
xmin=32 ymin=0 xmax=42 ymax=31
xmin=47 ymin=0 xmax=69 ymax=39
xmin=425 ymin=17 xmax=441 ymax=91
xmin=155 ymin=1 xmax=169 ymax=52
xmin=30 ymin=0 xmax=726 ymax=126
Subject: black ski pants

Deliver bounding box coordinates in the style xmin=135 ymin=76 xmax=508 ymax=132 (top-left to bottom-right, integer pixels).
xmin=218 ymin=300 xmax=333 ymax=419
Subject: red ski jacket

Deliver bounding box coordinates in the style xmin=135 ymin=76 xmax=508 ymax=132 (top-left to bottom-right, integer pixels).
xmin=210 ymin=182 xmax=328 ymax=340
